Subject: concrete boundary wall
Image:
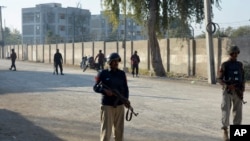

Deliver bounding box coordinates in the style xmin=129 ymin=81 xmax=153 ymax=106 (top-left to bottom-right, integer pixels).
xmin=3 ymin=37 xmax=250 ymax=78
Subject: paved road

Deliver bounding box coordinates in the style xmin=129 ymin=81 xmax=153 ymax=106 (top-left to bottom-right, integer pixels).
xmin=0 ymin=59 xmax=249 ymax=141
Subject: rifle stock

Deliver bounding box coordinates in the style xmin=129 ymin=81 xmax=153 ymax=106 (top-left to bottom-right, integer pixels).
xmin=224 ymin=81 xmax=247 ymax=104
xmin=97 ymin=82 xmax=139 ymax=121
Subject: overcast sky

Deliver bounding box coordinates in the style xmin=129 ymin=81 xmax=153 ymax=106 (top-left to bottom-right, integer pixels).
xmin=1 ymin=0 xmax=250 ymax=36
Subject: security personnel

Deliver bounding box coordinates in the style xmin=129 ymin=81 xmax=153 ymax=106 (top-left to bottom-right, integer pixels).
xmin=95 ymin=50 xmax=105 ymax=70
xmin=217 ymin=45 xmax=245 ymax=141
xmin=53 ymin=49 xmax=64 ymax=75
xmin=130 ymin=50 xmax=140 ymax=77
xmin=9 ymin=49 xmax=17 ymax=71
xmin=93 ymin=52 xmax=130 ymax=141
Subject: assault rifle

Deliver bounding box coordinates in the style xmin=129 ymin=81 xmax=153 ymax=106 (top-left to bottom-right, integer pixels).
xmin=97 ymin=82 xmax=139 ymax=121
xmin=224 ymin=81 xmax=247 ymax=104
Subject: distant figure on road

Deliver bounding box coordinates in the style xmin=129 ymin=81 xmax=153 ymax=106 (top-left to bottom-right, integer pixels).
xmin=217 ymin=45 xmax=246 ymax=141
xmin=9 ymin=49 xmax=17 ymax=71
xmin=53 ymin=49 xmax=64 ymax=75
xmin=130 ymin=50 xmax=140 ymax=77
xmin=93 ymin=52 xmax=130 ymax=141
xmin=95 ymin=50 xmax=105 ymax=70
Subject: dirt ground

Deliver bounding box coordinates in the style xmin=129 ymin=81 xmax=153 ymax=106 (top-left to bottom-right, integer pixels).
xmin=0 ymin=59 xmax=250 ymax=141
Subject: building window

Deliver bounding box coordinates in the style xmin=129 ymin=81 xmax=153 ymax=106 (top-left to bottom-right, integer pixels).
xmin=23 ymin=13 xmax=34 ymax=23
xmin=23 ymin=25 xmax=34 ymax=35
xmin=68 ymin=27 xmax=73 ymax=35
xmin=60 ymin=14 xmax=65 ymax=19
xmin=35 ymin=13 xmax=40 ymax=22
xmin=36 ymin=26 xmax=40 ymax=35
xmin=47 ymin=12 xmax=55 ymax=23
xmin=60 ymin=26 xmax=65 ymax=31
xmin=136 ymin=31 xmax=141 ymax=36
xmin=68 ymin=16 xmax=74 ymax=24
xmin=121 ymin=30 xmax=124 ymax=34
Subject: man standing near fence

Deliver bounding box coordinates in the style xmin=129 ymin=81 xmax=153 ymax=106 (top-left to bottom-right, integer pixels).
xmin=53 ymin=49 xmax=64 ymax=75
xmin=130 ymin=50 xmax=140 ymax=77
xmin=95 ymin=50 xmax=105 ymax=70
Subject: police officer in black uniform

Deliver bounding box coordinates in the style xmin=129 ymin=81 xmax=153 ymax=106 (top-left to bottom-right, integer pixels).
xmin=93 ymin=52 xmax=130 ymax=141
xmin=217 ymin=45 xmax=245 ymax=141
xmin=54 ymin=49 xmax=64 ymax=75
xmin=130 ymin=50 xmax=140 ymax=77
xmin=9 ymin=49 xmax=17 ymax=71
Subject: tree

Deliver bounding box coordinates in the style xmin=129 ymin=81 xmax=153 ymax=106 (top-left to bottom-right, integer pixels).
xmin=45 ymin=30 xmax=62 ymax=44
xmin=167 ymin=18 xmax=192 ymax=38
xmin=196 ymin=26 xmax=250 ymax=38
xmin=230 ymin=26 xmax=250 ymax=38
xmin=102 ymin=0 xmax=220 ymax=76
xmin=3 ymin=27 xmax=21 ymax=45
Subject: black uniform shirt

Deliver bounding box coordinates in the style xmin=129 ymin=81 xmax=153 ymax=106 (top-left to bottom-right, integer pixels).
xmin=54 ymin=52 xmax=63 ymax=64
xmin=217 ymin=59 xmax=245 ymax=90
xmin=93 ymin=69 xmax=129 ymax=106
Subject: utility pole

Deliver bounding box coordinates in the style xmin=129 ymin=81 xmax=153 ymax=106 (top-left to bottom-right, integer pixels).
xmin=204 ymin=0 xmax=216 ymax=84
xmin=0 ymin=6 xmax=6 ymax=59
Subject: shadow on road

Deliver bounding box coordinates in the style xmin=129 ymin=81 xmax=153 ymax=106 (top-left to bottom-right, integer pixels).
xmin=0 ymin=69 xmax=95 ymax=95
xmin=0 ymin=109 xmax=64 ymax=141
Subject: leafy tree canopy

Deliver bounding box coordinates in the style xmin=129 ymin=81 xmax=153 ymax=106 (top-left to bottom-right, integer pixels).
xmin=101 ymin=0 xmax=221 ymax=77
xmin=196 ymin=25 xmax=250 ymax=38
xmin=3 ymin=27 xmax=21 ymax=45
xmin=102 ymin=0 xmax=221 ymax=36
xmin=230 ymin=25 xmax=250 ymax=38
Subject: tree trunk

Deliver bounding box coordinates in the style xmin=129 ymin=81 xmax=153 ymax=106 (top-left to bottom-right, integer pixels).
xmin=148 ymin=0 xmax=166 ymax=77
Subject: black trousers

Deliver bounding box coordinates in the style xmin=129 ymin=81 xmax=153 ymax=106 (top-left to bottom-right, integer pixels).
xmin=98 ymin=62 xmax=104 ymax=70
xmin=55 ymin=63 xmax=63 ymax=74
xmin=10 ymin=60 xmax=16 ymax=70
xmin=132 ymin=64 xmax=139 ymax=76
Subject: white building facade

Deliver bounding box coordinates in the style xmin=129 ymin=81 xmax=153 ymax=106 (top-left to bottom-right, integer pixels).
xmin=22 ymin=3 xmax=91 ymax=44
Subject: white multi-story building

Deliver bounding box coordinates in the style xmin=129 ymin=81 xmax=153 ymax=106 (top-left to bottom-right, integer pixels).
xmin=22 ymin=3 xmax=146 ymax=44
xmin=22 ymin=3 xmax=91 ymax=44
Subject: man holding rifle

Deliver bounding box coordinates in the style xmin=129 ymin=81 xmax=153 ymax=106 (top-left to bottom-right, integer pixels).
xmin=93 ymin=52 xmax=130 ymax=141
xmin=217 ymin=45 xmax=246 ymax=141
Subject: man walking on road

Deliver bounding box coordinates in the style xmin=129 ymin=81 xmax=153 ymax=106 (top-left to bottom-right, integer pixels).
xmin=9 ymin=49 xmax=17 ymax=71
xmin=54 ymin=49 xmax=64 ymax=75
xmin=217 ymin=45 xmax=246 ymax=141
xmin=93 ymin=52 xmax=130 ymax=141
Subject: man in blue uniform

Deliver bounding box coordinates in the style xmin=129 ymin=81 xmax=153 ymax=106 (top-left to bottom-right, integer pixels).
xmin=217 ymin=45 xmax=245 ymax=141
xmin=93 ymin=52 xmax=130 ymax=141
